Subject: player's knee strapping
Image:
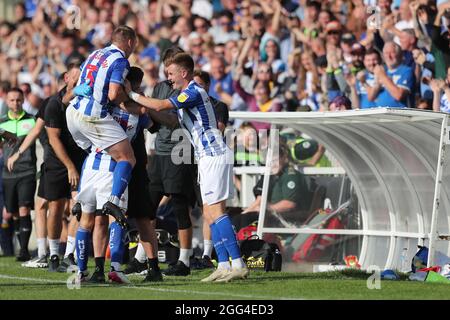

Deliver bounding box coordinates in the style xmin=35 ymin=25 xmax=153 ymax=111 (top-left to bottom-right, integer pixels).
xmin=172 ymin=193 xmax=191 ymax=230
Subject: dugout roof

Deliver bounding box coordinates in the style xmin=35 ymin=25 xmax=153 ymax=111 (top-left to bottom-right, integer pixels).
xmin=230 ymin=108 xmax=450 ymax=269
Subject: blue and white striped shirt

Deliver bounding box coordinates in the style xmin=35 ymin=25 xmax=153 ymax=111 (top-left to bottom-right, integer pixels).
xmin=169 ymin=81 xmax=228 ymax=158
xmin=83 ymin=106 xmax=150 ymax=173
xmin=69 ymin=44 xmax=130 ymax=118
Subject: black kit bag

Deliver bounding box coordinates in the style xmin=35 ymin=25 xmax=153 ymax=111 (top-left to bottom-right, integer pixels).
xmin=239 ymin=235 xmax=282 ymax=271
xmin=155 ymin=229 xmax=180 ymax=265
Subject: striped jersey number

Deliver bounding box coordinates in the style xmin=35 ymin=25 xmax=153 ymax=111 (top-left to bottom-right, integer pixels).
xmin=86 ymin=64 xmax=98 ymax=86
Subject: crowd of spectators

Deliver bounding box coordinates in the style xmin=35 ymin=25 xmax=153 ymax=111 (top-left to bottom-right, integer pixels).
xmin=2 ymin=0 xmax=450 ymax=121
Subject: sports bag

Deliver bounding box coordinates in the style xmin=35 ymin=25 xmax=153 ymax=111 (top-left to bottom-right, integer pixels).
xmin=239 ymin=235 xmax=282 ymax=272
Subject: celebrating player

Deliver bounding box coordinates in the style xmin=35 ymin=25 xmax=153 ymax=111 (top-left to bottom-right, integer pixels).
xmin=126 ymin=53 xmax=249 ymax=282
xmin=75 ymin=67 xmax=153 ymax=284
xmin=66 ymin=26 xmax=138 ymax=227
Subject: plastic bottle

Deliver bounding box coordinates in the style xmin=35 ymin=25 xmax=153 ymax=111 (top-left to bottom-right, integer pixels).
xmin=400 ymin=247 xmax=409 ymax=272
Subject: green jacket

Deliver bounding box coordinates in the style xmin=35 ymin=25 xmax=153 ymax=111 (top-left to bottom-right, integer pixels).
xmin=269 ymin=165 xmax=311 ymax=212
xmin=0 ymin=110 xmax=36 ymax=179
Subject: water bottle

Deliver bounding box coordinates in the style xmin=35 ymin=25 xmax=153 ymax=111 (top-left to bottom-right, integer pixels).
xmin=400 ymin=247 xmax=409 ymax=273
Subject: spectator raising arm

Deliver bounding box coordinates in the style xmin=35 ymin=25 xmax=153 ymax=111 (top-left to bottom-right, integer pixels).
xmin=430 ymin=78 xmax=446 ymax=112
xmin=345 ymin=73 xmax=360 ymax=109
xmin=373 ymin=64 xmax=409 ymax=102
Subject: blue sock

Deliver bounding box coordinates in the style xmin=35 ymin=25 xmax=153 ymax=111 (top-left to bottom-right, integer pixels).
xmin=214 ymin=214 xmax=241 ymax=260
xmin=210 ymin=222 xmax=229 ymax=263
xmin=75 ymin=228 xmax=90 ymax=272
xmin=110 ymin=161 xmax=133 ymax=205
xmin=109 ymin=221 xmax=124 ymax=268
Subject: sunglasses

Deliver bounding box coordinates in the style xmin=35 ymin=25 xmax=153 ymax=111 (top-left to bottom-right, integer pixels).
xmin=327 ymin=30 xmax=341 ymax=35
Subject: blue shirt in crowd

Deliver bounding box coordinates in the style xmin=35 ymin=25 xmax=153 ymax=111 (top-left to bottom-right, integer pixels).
xmin=375 ymin=64 xmax=415 ymax=108
xmin=356 ymin=71 xmax=377 ymax=109
xmin=209 ymin=72 xmax=234 ymax=100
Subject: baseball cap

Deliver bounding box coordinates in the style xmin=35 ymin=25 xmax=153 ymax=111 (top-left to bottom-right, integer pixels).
xmin=294 ymin=139 xmax=319 ymax=161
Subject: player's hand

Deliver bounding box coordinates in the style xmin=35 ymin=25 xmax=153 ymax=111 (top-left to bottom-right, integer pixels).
xmin=71 ymin=202 xmax=82 ymax=222
xmin=7 ymin=152 xmax=19 ymax=172
xmin=67 ymin=166 xmax=80 ymax=189
xmin=73 ymin=79 xmax=92 ymax=97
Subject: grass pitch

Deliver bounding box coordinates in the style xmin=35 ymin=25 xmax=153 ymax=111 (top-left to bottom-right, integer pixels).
xmin=0 ymin=257 xmax=449 ymax=300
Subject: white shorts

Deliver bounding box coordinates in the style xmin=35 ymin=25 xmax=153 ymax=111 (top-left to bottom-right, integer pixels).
xmin=76 ymin=169 xmax=128 ymax=213
xmin=66 ymin=105 xmax=129 ymax=151
xmin=198 ymin=148 xmax=234 ymax=205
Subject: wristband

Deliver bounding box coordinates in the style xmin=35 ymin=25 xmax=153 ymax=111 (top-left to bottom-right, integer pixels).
xmin=128 ymin=91 xmax=140 ymax=102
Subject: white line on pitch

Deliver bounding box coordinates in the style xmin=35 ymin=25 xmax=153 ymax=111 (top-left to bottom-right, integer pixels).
xmin=0 ymin=274 xmax=303 ymax=300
